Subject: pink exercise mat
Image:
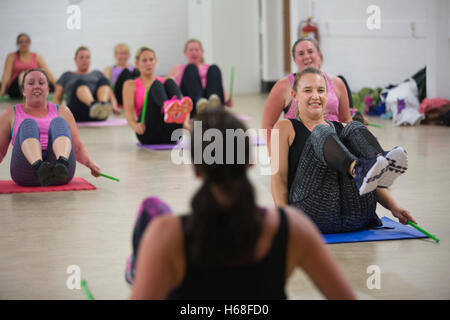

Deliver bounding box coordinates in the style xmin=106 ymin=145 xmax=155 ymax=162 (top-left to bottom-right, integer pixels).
xmin=0 ymin=177 xmax=96 ymax=194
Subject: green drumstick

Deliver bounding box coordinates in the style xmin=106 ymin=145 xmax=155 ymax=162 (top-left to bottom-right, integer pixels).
xmin=81 ymin=280 xmax=95 ymax=300
xmin=367 ymin=122 xmax=382 ymax=128
xmin=140 ymin=85 xmax=150 ymax=124
xmin=229 ymin=66 xmax=235 ymax=101
xmin=98 ymin=172 xmax=120 ymax=182
xmin=408 ymin=221 xmax=440 ymax=243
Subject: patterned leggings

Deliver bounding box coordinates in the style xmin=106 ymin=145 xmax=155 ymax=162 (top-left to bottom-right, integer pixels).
xmin=288 ymin=121 xmax=384 ymax=233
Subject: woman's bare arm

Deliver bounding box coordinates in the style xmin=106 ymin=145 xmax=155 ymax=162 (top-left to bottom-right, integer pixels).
xmin=285 ymin=206 xmax=356 ymax=299
xmin=0 ymin=53 xmax=15 ymax=96
xmin=270 ymin=119 xmax=294 ymax=207
xmin=262 ymin=78 xmax=292 ymax=155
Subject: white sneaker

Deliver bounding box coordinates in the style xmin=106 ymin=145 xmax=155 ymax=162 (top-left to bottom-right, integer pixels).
xmin=208 ymin=94 xmax=222 ymax=109
xmin=196 ymin=98 xmax=209 ymax=114
xmin=90 ymin=102 xmax=112 ymax=120
xmin=378 ymin=147 xmax=408 ymax=188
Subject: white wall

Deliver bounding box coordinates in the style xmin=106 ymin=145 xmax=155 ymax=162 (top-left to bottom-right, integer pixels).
xmin=0 ymin=0 xmax=260 ymax=95
xmin=0 ymin=0 xmax=188 ymax=81
xmin=260 ymin=0 xmax=284 ymax=81
xmin=290 ymin=0 xmax=450 ymax=92
xmin=211 ymin=0 xmax=260 ymax=94
xmin=187 ymin=0 xmax=260 ymax=94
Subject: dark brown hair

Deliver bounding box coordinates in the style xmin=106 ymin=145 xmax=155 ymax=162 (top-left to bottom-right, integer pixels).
xmin=74 ymin=46 xmax=90 ymax=59
xmin=187 ymin=109 xmax=261 ymax=267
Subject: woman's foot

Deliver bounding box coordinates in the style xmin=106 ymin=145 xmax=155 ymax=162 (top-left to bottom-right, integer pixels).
xmin=176 ymin=97 xmax=193 ymax=124
xmin=353 ymin=156 xmax=389 ymax=195
xmin=163 ymin=98 xmax=181 ymax=123
xmin=378 ymin=147 xmax=408 ymax=188
xmin=196 ymin=98 xmax=209 ymax=114
xmin=32 ymin=160 xmax=54 ymax=187
xmin=89 ymin=101 xmax=112 ymax=120
xmin=53 ymin=156 xmax=70 ymax=184
xmin=208 ymin=94 xmax=222 ymax=109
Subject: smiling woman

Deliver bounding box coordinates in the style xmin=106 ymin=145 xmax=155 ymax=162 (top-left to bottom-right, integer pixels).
xmin=262 ymin=37 xmax=353 ymax=153
xmin=270 ymin=67 xmax=415 ymax=234
xmin=0 ymin=68 xmax=102 ymax=186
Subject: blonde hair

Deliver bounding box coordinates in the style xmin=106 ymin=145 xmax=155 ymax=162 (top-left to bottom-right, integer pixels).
xmin=114 ymin=43 xmax=130 ymax=55
xmin=134 ymin=47 xmax=156 ymax=63
xmin=184 ymin=39 xmax=205 ymax=64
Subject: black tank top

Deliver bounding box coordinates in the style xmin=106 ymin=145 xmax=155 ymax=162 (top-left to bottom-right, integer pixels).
xmin=167 ymin=208 xmax=288 ymax=300
xmin=288 ymin=119 xmax=344 ymax=191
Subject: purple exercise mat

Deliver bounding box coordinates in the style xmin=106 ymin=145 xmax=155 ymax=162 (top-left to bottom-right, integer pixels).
xmin=136 ymin=139 xmax=188 ymax=150
xmin=77 ymin=118 xmax=127 ymax=127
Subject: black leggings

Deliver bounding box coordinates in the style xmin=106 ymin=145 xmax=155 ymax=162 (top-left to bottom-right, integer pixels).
xmin=67 ymin=77 xmax=110 ymax=122
xmin=136 ymin=79 xmax=183 ymax=145
xmin=180 ymin=64 xmax=225 ymax=115
xmin=7 ymin=75 xmax=55 ymax=98
xmin=113 ymin=68 xmax=140 ymax=105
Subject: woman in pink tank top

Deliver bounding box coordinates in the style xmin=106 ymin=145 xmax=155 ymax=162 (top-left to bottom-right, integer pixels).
xmin=0 ymin=69 xmax=102 ymax=186
xmin=167 ymin=39 xmax=233 ymax=115
xmin=0 ymin=33 xmax=56 ymax=98
xmin=122 ymin=47 xmax=192 ymax=145
xmin=262 ymin=37 xmax=353 ymax=154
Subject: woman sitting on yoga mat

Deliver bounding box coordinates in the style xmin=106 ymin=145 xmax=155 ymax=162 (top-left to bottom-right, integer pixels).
xmin=104 ymin=43 xmax=140 ymax=108
xmin=0 ymin=33 xmax=56 ymax=99
xmin=167 ymin=39 xmax=233 ymax=115
xmin=126 ymin=109 xmax=355 ymax=300
xmin=262 ymin=37 xmax=354 ymax=154
xmin=123 ymin=47 xmax=192 ymax=145
xmin=53 ymin=46 xmax=120 ymax=122
xmin=0 ymin=69 xmax=101 ymax=186
xmin=271 ymin=67 xmax=416 ymax=234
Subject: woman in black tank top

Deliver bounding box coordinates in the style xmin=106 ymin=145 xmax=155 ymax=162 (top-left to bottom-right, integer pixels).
xmin=272 ymin=68 xmax=415 ymax=234
xmin=128 ymin=109 xmax=356 ymax=300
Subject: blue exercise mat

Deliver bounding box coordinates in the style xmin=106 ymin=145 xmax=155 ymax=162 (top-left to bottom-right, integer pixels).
xmin=323 ymin=216 xmax=428 ymax=244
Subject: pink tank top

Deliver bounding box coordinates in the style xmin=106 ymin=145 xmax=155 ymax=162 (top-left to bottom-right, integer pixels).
xmin=176 ymin=64 xmax=210 ymax=88
xmin=134 ymin=77 xmax=165 ymax=117
xmin=11 ymin=103 xmax=59 ymax=150
xmin=8 ymin=52 xmax=39 ymax=88
xmin=285 ymin=72 xmax=340 ymax=121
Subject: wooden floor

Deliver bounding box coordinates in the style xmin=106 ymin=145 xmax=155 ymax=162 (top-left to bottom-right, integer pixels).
xmin=0 ymin=94 xmax=449 ymax=300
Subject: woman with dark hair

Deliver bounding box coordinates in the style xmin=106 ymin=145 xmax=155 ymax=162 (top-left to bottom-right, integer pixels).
xmin=126 ymin=109 xmax=356 ymax=300
xmin=271 ymin=67 xmax=415 ymax=234
xmin=0 ymin=69 xmax=101 ymax=186
xmin=0 ymin=33 xmax=56 ymax=98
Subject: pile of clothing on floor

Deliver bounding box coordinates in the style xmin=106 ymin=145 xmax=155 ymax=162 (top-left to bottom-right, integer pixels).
xmin=351 ymin=67 xmax=450 ymax=126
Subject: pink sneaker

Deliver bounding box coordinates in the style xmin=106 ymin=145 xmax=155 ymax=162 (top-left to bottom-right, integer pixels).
xmin=163 ymin=97 xmax=181 ymax=123
xmin=176 ymin=97 xmax=193 ymax=124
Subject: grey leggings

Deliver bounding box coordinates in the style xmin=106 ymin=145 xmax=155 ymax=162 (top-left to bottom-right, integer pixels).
xmin=288 ymin=121 xmax=383 ymax=233
xmin=10 ymin=117 xmax=76 ymax=186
